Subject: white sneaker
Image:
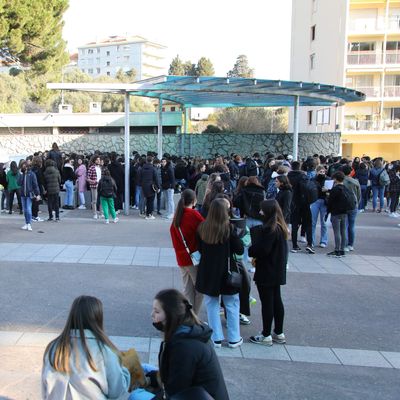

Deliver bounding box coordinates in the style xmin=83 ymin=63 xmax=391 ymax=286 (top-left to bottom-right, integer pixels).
xmin=145 ymin=215 xmax=155 ymax=220
xmin=347 ymin=245 xmax=354 ymax=251
xmin=139 ymin=213 xmax=146 ymax=218
xmin=27 ymin=224 xmax=32 ymax=231
xmin=34 ymin=217 xmax=44 ymax=222
xmin=93 ymin=214 xmax=98 ymax=219
xmin=113 ymin=217 xmax=119 ymax=223
xmin=319 ymin=243 xmax=327 ymax=248
xmin=389 ymin=212 xmax=399 ymax=218
xmin=78 ymin=205 xmax=86 ymax=210
xmin=105 ymin=219 xmax=109 ymax=224
xmin=228 ymin=337 xmax=243 ymax=348
xmin=21 ymin=224 xmax=28 ymax=230
xmin=249 ymin=334 xmax=272 ymax=346
xmin=299 ymin=236 xmax=307 ymax=243
xmin=343 ymin=246 xmax=350 ymax=252
xmin=272 ymin=332 xmax=286 ymax=344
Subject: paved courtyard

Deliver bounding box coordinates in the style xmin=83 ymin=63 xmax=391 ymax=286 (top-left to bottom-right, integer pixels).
xmin=0 ymin=207 xmax=399 ymax=399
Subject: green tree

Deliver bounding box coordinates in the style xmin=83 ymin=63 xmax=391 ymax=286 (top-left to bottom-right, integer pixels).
xmin=227 ymin=55 xmax=254 ymax=78
xmin=215 ymin=107 xmax=288 ymax=133
xmin=196 ymin=57 xmax=214 ymax=77
xmin=0 ymin=0 xmax=69 ymax=75
xmin=0 ymin=74 xmax=28 ymax=113
xmin=183 ymin=60 xmax=196 ymax=76
xmin=168 ymin=55 xmax=185 ymax=75
xmin=115 ymin=68 xmax=137 ymax=82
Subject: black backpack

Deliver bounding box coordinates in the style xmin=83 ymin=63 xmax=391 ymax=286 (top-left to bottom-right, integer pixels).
xmin=99 ymin=177 xmax=114 ymax=198
xmin=298 ymin=176 xmax=319 ymax=205
xmin=342 ymin=185 xmax=357 ymax=211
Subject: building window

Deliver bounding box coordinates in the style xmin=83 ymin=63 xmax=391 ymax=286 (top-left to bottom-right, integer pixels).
xmin=106 ymin=61 xmax=110 ymax=66
xmin=171 ymin=106 xmax=176 ymax=112
xmin=162 ymin=107 xmax=165 ymax=112
xmin=88 ymin=49 xmax=94 ymax=54
xmin=106 ymin=71 xmax=111 ymax=76
xmin=123 ymin=56 xmax=130 ymax=62
xmin=88 ymin=68 xmax=93 ymax=74
xmin=308 ymin=110 xmax=313 ymax=125
xmin=117 ymin=45 xmax=120 ymax=51
xmin=106 ymin=51 xmax=110 ymax=56
xmin=96 ymin=68 xmax=100 ymax=74
xmin=97 ymin=48 xmax=100 ymax=53
xmin=317 ymin=108 xmax=330 ymax=125
xmin=310 ymin=53 xmax=315 ymax=69
xmin=82 ymin=69 xmax=85 ymax=73
xmin=311 ymin=25 xmax=316 ymax=41
xmin=96 ymin=57 xmax=100 ymax=64
xmin=123 ymin=45 xmax=130 ymax=51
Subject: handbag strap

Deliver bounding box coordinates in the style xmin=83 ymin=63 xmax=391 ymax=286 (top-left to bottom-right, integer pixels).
xmin=178 ymin=227 xmax=192 ymax=257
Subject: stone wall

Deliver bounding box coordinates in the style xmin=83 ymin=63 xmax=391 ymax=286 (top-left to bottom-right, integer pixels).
xmin=0 ymin=131 xmax=340 ymax=159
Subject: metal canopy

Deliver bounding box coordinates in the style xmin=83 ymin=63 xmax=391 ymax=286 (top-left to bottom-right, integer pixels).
xmin=47 ymin=75 xmax=365 ymax=107
xmin=129 ymin=75 xmax=365 ymax=107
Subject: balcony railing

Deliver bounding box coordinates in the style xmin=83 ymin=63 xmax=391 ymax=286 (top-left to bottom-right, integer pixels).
xmin=353 ymin=86 xmax=381 ymax=97
xmin=347 ymin=51 xmax=380 ymax=65
xmin=348 ymin=18 xmax=385 ymax=32
xmin=385 ymin=51 xmax=400 ymax=64
xmin=384 ymin=86 xmax=400 ymax=97
xmin=344 ymin=119 xmax=400 ymax=131
xmin=387 ymin=16 xmax=400 ymax=31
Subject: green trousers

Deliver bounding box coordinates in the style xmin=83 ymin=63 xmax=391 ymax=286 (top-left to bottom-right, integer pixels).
xmin=100 ymin=196 xmax=116 ymax=220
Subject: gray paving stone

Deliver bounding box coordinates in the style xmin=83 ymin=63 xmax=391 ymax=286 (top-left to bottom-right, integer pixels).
xmin=240 ymin=343 xmax=290 ymax=361
xmin=0 ymin=331 xmax=24 ymax=346
xmin=110 ymin=336 xmax=150 ymax=352
xmin=29 ymin=256 xmax=56 ymax=263
xmin=381 ymin=352 xmax=400 ymax=368
xmin=78 ymin=258 xmax=107 ymax=264
xmin=332 ymin=348 xmax=393 ymax=368
xmin=105 ymin=259 xmax=132 ymax=266
xmin=285 ymin=345 xmax=341 ymax=365
xmin=34 ymin=244 xmax=66 ymax=257
xmin=214 ymin=346 xmax=243 ymax=358
xmin=83 ymin=246 xmax=113 ymax=258
xmin=346 ymin=265 xmax=389 ymax=277
xmin=16 ymin=332 xmax=58 ymax=347
xmin=108 ymin=246 xmax=136 ymax=258
xmin=52 ymin=257 xmax=80 ymax=264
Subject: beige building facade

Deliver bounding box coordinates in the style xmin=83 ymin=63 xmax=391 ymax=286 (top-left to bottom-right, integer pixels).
xmin=291 ymin=0 xmax=400 ymax=160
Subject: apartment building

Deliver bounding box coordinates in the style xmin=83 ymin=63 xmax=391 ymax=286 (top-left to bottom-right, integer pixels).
xmin=77 ymin=35 xmax=167 ymax=80
xmin=291 ymin=0 xmax=400 ymax=160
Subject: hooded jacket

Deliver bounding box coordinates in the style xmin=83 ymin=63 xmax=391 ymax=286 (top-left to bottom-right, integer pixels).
xmin=44 ymin=164 xmax=61 ymax=195
xmin=232 ymin=183 xmax=265 ymax=219
xmin=194 ymin=174 xmax=208 ymax=205
xmin=159 ymin=324 xmax=229 ymax=400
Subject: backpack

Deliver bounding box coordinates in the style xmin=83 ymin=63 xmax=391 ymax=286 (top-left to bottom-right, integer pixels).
xmin=99 ymin=177 xmax=114 ymax=198
xmin=342 ymin=185 xmax=357 ymax=211
xmin=298 ymin=176 xmax=319 ymax=205
xmin=378 ymin=169 xmax=390 ymax=186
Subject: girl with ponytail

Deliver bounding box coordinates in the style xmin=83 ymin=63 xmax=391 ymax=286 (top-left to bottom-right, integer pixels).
xmin=169 ymin=189 xmax=205 ymax=315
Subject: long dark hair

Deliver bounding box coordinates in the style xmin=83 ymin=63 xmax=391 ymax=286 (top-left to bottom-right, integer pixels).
xmin=202 ymin=180 xmax=225 ymax=211
xmin=43 ymin=295 xmax=120 ymax=373
xmin=197 ymin=198 xmax=230 ymax=244
xmin=10 ymin=161 xmax=18 ymax=175
xmin=260 ymin=199 xmax=289 ymax=239
xmin=276 ymin=175 xmax=292 ymax=190
xmin=155 ymin=289 xmax=201 ymax=343
xmin=173 ymin=189 xmax=196 ymax=228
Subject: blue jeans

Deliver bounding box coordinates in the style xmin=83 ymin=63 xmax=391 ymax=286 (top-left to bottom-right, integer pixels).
xmin=163 ymin=188 xmax=175 ymax=216
xmin=134 ymin=185 xmax=142 ymax=208
xmin=372 ymin=186 xmax=385 ymax=210
xmin=21 ymin=196 xmax=32 ymax=224
xmin=346 ymin=209 xmax=357 ymax=247
xmin=359 ymin=185 xmax=368 ymax=210
xmin=64 ymin=180 xmax=74 ymax=206
xmin=310 ymin=199 xmax=328 ymax=246
xmin=204 ymin=294 xmax=240 ymax=343
xmin=244 ymin=218 xmax=263 ymax=265
xmin=128 ymin=388 xmax=155 ymax=400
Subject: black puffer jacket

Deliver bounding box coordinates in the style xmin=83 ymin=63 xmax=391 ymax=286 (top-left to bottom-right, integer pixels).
xmin=138 ymin=163 xmax=157 ymax=197
xmin=44 ymin=165 xmax=61 ymax=195
xmin=159 ymin=324 xmax=229 ymax=400
xmin=249 ymin=225 xmax=288 ymax=287
xmin=232 ymin=183 xmax=265 ymax=219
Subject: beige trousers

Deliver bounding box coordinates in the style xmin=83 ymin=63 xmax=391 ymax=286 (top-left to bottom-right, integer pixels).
xmin=180 ymin=265 xmax=203 ymax=315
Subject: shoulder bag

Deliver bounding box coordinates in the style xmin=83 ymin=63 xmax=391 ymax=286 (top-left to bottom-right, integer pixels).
xmin=178 ymin=227 xmax=201 ymax=266
xmin=226 ymin=238 xmax=243 ymax=289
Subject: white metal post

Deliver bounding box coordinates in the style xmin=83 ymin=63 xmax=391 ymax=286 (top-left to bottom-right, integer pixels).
xmin=293 ymin=96 xmax=300 ymax=161
xmin=123 ymin=92 xmax=130 ymax=216
xmin=157 ymin=99 xmax=163 ymax=157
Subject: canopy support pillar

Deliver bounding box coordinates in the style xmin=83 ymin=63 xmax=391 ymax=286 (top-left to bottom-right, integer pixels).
xmin=293 ymin=95 xmax=300 ymax=161
xmin=123 ymin=92 xmax=130 ymax=216
xmin=157 ymin=99 xmax=163 ymax=157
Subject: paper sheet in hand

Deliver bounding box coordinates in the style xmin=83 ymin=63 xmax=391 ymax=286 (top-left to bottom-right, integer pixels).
xmin=324 ymin=179 xmax=334 ymax=190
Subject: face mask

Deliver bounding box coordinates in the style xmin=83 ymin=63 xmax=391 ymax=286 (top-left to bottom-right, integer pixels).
xmin=21 ymin=168 xmax=26 ymax=173
xmin=152 ymin=321 xmax=164 ymax=332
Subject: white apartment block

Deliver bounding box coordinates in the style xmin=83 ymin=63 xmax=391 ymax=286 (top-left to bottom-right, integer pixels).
xmin=77 ymin=35 xmax=167 ymax=80
xmin=290 ymin=0 xmax=400 ymax=159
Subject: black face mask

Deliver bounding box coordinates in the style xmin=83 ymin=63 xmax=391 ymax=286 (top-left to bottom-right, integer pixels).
xmin=152 ymin=322 xmax=164 ymax=332
xmin=21 ymin=168 xmax=26 ymax=173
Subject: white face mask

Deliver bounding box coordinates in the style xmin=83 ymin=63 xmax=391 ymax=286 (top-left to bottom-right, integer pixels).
xmin=388 ymin=165 xmax=393 ymax=170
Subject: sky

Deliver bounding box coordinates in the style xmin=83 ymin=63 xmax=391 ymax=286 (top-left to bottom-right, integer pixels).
xmin=62 ymin=0 xmax=292 ymax=80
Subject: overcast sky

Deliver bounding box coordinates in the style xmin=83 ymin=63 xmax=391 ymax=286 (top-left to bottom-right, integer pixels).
xmin=63 ymin=0 xmax=292 ymax=79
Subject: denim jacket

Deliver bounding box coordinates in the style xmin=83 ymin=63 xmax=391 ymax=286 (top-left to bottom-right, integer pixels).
xmin=17 ymin=171 xmax=39 ymax=197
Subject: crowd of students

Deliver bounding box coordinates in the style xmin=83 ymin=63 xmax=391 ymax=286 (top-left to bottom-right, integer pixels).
xmin=1 ymin=143 xmax=398 ymax=399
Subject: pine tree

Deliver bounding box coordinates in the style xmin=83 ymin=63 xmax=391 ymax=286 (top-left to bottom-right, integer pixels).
xmin=168 ymin=55 xmax=185 ymax=75
xmin=227 ymin=55 xmax=254 ymax=78
xmin=196 ymin=57 xmax=214 ymax=77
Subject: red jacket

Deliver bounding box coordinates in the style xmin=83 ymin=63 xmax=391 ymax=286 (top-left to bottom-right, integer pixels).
xmin=170 ymin=208 xmax=204 ymax=267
